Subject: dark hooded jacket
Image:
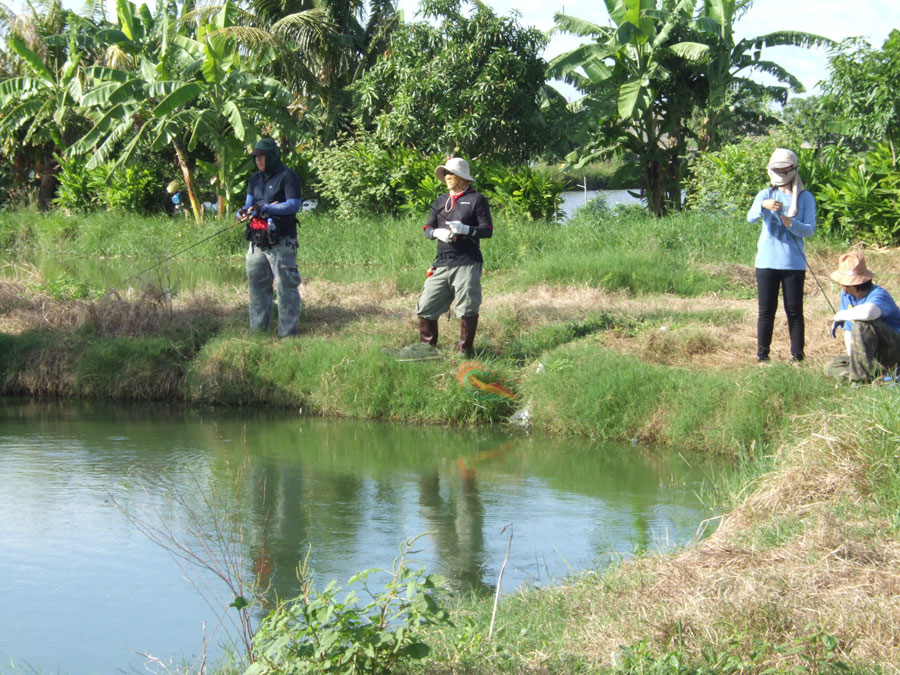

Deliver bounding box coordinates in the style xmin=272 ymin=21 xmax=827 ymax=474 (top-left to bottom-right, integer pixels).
xmin=247 ymin=139 xmax=302 ymax=239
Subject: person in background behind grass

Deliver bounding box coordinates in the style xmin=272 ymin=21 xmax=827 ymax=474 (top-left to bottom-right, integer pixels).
xmin=825 ymin=251 xmax=900 ymax=383
xmin=413 ymin=157 xmax=493 ymax=357
xmin=747 ymin=148 xmax=816 ymax=363
xmin=237 ymin=138 xmax=302 ymax=337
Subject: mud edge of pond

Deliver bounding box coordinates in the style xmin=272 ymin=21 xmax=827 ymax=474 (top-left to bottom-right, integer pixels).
xmin=0 ymin=327 xmax=844 ymax=457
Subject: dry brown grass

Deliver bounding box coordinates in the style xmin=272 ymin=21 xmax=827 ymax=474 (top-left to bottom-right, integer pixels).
xmin=547 ymin=410 xmax=900 ymax=671
xmin=0 ymin=254 xmax=891 ymax=376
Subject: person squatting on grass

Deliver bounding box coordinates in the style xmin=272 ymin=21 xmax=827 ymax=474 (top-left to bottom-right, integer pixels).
xmin=238 ymin=138 xmax=303 ymax=337
xmin=416 ymin=157 xmax=493 ymax=357
xmin=824 ymin=251 xmax=900 ymax=383
xmin=747 ymin=148 xmax=817 ymax=363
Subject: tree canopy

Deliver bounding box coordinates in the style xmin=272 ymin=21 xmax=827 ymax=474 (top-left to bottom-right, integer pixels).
xmin=351 ymin=0 xmax=560 ymax=164
xmin=820 ymin=30 xmax=900 ymax=166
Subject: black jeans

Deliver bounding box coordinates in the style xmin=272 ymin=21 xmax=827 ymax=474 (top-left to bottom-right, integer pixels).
xmin=756 ymin=267 xmax=806 ymax=361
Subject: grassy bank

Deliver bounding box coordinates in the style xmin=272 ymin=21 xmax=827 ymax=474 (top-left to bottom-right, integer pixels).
xmin=420 ymin=387 xmax=900 ymax=672
xmin=4 ymin=207 xmax=900 ymax=672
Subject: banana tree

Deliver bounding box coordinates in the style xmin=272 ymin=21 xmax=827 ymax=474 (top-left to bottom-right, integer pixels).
xmin=691 ymin=0 xmax=833 ymax=150
xmin=72 ymin=1 xmax=296 ymax=222
xmin=550 ymin=0 xmax=707 ymax=215
xmin=550 ymin=0 xmax=832 ymax=214
xmin=0 ymin=27 xmax=87 ymax=207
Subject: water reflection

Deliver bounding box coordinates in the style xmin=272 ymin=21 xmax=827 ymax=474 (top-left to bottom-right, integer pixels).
xmin=0 ymin=400 xmax=725 ymax=673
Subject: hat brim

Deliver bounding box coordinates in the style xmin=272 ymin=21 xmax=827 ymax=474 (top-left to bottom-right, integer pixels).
xmin=831 ymin=270 xmax=874 ymax=285
xmin=767 ymin=161 xmax=796 ymax=169
xmin=249 ymin=149 xmax=267 ymax=156
xmin=435 ymin=166 xmax=474 ymax=182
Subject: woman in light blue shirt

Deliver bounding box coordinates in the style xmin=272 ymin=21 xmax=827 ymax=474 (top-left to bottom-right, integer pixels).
xmin=747 ymin=148 xmax=816 ymax=362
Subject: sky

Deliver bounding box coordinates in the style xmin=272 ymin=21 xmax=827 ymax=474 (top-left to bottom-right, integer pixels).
xmin=396 ymin=0 xmax=900 ymax=102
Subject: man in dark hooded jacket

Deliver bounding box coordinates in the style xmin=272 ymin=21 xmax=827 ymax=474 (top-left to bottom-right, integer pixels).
xmin=238 ymin=138 xmax=302 ymax=337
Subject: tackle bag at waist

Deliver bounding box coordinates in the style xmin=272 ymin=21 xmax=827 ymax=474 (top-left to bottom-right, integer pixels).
xmin=245 ymin=217 xmax=276 ymax=247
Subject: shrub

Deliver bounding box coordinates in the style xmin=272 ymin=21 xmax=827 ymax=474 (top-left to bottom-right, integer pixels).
xmin=312 ymin=134 xmax=445 ymax=219
xmin=53 ymin=154 xmax=97 ymax=212
xmin=54 ymin=155 xmax=167 ymax=214
xmin=479 ymin=161 xmax=563 ymax=221
xmin=684 ymin=135 xmax=789 ymax=213
xmin=247 ymin=536 xmax=451 ymax=675
xmin=816 ymin=143 xmax=900 ymax=245
xmin=314 ymin=135 xmax=563 ymax=220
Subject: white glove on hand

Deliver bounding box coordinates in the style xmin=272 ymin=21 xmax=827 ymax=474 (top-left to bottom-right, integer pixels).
xmin=433 ymin=228 xmax=454 ymax=243
xmin=447 ymin=220 xmax=472 ymax=237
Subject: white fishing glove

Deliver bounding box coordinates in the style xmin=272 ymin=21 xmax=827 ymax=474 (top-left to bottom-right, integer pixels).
xmin=447 ymin=220 xmax=472 ymax=237
xmin=433 ymin=228 xmax=455 ymax=243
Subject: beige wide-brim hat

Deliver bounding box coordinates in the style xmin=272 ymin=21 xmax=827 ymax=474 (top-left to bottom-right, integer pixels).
xmin=830 ymin=251 xmax=875 ymax=285
xmin=435 ymin=157 xmax=474 ymax=182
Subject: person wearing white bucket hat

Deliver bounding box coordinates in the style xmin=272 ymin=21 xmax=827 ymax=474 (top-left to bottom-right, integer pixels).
xmin=824 ymin=251 xmax=900 ymax=382
xmin=412 ymin=157 xmax=493 ymax=357
xmin=747 ymin=148 xmax=816 ymax=363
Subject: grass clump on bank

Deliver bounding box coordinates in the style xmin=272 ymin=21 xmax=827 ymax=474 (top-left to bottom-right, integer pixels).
xmin=522 ymin=340 xmax=841 ymax=452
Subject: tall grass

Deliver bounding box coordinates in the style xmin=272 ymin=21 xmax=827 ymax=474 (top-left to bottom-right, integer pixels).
xmin=523 ymin=341 xmax=841 ymax=453
xmin=186 ymin=333 xmax=519 ymax=424
xmin=2 ymin=208 xmax=765 ymax=297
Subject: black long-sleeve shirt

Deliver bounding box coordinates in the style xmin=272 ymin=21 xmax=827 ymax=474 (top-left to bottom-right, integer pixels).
xmin=424 ymin=187 xmax=493 ymax=267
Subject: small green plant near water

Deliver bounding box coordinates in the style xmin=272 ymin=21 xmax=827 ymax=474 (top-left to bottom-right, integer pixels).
xmin=39 ymin=276 xmax=100 ymax=300
xmin=247 ymin=534 xmax=452 ymax=675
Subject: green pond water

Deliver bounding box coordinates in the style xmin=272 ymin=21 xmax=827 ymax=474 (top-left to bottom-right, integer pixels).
xmin=0 ymin=399 xmax=726 ymax=674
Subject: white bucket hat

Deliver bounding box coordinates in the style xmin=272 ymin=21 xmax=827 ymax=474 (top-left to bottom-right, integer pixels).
xmin=435 ymin=157 xmax=474 ymax=183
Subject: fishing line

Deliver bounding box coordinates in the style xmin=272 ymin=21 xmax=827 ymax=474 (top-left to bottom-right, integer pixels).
xmin=101 ymin=217 xmax=246 ymax=298
xmin=806 ymin=250 xmax=837 ymax=314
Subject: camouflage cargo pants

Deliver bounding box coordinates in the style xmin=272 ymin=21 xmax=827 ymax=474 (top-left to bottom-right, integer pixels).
xmin=824 ymin=318 xmax=900 ymax=382
xmin=246 ymin=237 xmax=301 ymax=337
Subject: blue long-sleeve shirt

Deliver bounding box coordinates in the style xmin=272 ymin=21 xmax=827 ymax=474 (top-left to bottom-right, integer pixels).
xmin=838 ymin=285 xmax=900 ymax=333
xmin=747 ymin=187 xmax=816 ymax=270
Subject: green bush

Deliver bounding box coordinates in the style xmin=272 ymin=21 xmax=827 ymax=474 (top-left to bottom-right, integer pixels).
xmin=816 ymin=143 xmax=900 ymax=245
xmin=685 ymin=136 xmax=789 ymax=213
xmin=480 ymin=161 xmax=563 ymax=221
xmin=312 ymin=134 xmax=444 ymax=218
xmin=682 ymin=135 xmax=900 ymax=246
xmin=54 ymin=155 xmax=166 ymax=214
xmin=314 ymin=135 xmax=563 ymax=220
xmin=247 ymin=536 xmax=451 ymax=675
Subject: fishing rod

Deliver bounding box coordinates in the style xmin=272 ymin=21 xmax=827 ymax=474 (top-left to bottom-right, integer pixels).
xmin=102 ymin=214 xmax=249 ymax=298
xmin=805 ymin=250 xmax=837 ymax=314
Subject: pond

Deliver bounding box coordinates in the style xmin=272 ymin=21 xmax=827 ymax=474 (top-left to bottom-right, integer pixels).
xmin=0 ymin=399 xmax=726 ymax=673
xmin=559 ymin=189 xmax=643 ymax=220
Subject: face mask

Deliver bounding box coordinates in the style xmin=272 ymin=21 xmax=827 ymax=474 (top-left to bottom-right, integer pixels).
xmin=768 ymin=167 xmax=797 ymax=186
xmin=445 ymin=173 xmax=468 ymax=193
